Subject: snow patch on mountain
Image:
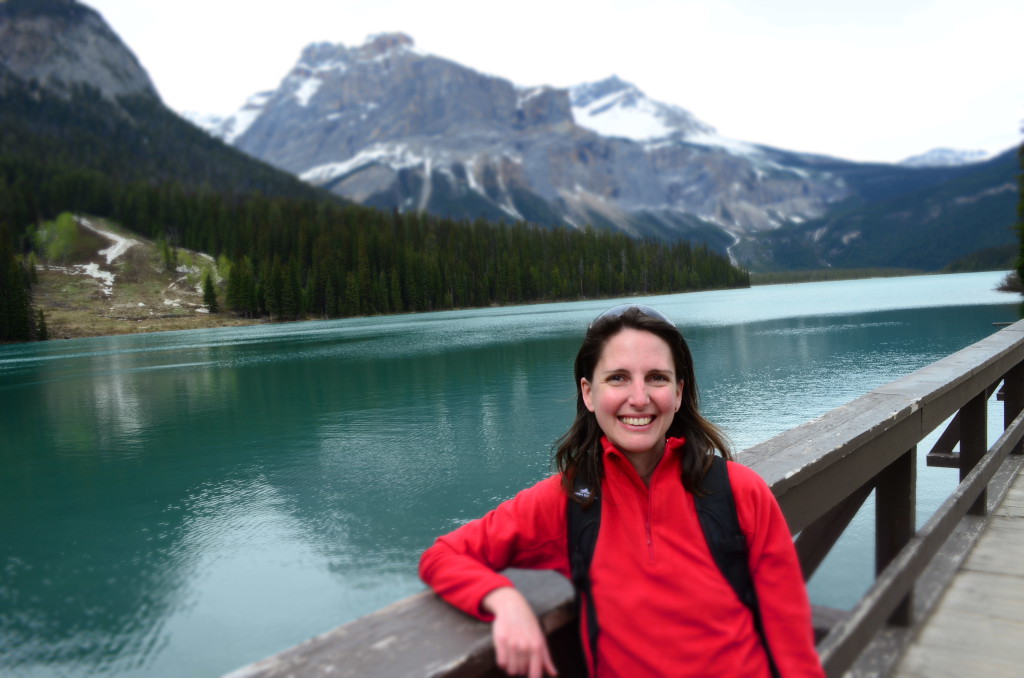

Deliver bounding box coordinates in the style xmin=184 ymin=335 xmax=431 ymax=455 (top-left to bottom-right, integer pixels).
xmin=574 ymin=92 xmax=675 ymax=141
xmin=516 ymin=86 xmax=547 ymax=109
xmin=678 ymin=131 xmax=765 ymax=159
xmin=899 ymin=148 xmax=992 ymax=167
xmin=295 ymin=56 xmax=350 ymax=76
xmin=292 ymin=77 xmax=321 ymax=107
xmin=568 ymin=77 xmax=782 ymax=168
xmin=214 ymin=91 xmax=273 ymax=143
xmin=569 ymin=76 xmax=714 ymax=143
xmin=300 ymin=143 xmax=428 ymax=183
xmin=180 ymin=110 xmax=224 ymax=133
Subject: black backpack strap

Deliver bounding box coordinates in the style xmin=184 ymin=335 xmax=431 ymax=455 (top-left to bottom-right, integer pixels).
xmin=695 ymin=455 xmax=781 ymax=678
xmin=567 ymin=470 xmax=601 ymax=672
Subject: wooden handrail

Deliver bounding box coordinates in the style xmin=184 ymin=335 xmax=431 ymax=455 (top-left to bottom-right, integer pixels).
xmin=226 ymin=319 xmax=1024 ymax=678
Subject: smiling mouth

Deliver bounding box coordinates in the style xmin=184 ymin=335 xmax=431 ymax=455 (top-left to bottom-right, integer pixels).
xmin=620 ymin=415 xmax=654 ymax=426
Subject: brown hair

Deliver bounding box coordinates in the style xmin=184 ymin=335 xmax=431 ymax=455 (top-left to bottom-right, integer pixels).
xmin=554 ymin=306 xmax=731 ymax=504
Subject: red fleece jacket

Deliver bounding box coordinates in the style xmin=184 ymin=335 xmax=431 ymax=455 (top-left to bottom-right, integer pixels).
xmin=419 ymin=437 xmax=825 ymax=677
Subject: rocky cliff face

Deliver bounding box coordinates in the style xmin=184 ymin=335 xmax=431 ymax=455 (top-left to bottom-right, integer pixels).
xmin=208 ymin=33 xmax=850 ymax=246
xmin=0 ymin=0 xmax=158 ymax=103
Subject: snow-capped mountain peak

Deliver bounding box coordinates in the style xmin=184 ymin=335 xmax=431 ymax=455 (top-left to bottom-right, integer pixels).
xmin=189 ymin=34 xmax=852 ymax=241
xmin=569 ymin=76 xmax=715 ymax=142
xmin=197 ymin=33 xmax=426 ymax=143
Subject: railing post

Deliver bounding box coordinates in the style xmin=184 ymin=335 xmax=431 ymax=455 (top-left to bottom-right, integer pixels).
xmin=960 ymin=392 xmax=988 ymax=515
xmin=874 ymin=446 xmax=916 ymax=626
xmin=1004 ymin=364 xmax=1024 ymax=455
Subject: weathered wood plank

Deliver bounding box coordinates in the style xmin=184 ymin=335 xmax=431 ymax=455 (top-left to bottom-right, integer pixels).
xmin=818 ymin=407 xmax=1024 ymax=676
xmin=848 ymin=453 xmax=1024 ymax=678
xmin=925 ymin=450 xmax=959 ymax=468
xmin=926 ymin=412 xmax=959 ymax=458
xmin=1002 ymin=363 xmax=1024 ymax=453
xmin=932 ymin=570 xmax=1024 ymax=615
xmin=894 ymin=575 xmax=1024 ymax=677
xmin=741 ymin=393 xmax=924 ymax=534
xmin=224 ymin=569 xmax=574 ymax=678
xmin=960 ymin=392 xmax=988 ymax=515
xmin=891 ymin=462 xmax=1024 ymax=678
xmin=875 ymin=448 xmax=916 ymax=625
xmin=795 ymin=479 xmax=873 ymax=579
xmin=961 ymin=525 xmax=1024 ymax=576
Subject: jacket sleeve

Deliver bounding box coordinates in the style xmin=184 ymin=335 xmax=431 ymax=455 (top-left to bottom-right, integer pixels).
xmin=419 ymin=474 xmax=569 ymax=621
xmin=729 ymin=462 xmax=826 ymax=678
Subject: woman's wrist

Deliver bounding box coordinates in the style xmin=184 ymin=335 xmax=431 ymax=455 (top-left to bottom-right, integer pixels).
xmin=482 ymin=586 xmax=521 ymax=615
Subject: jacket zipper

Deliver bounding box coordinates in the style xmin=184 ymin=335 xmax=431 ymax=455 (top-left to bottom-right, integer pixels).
xmin=643 ymin=461 xmax=662 ymax=562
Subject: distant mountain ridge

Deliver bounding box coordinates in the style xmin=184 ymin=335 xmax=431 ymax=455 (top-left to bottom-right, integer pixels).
xmin=732 ymin=148 xmax=1019 ymax=271
xmin=5 ymin=2 xmax=1015 ymax=275
xmin=197 ymin=33 xmax=1017 ymax=271
xmin=202 ymin=33 xmax=852 ymax=249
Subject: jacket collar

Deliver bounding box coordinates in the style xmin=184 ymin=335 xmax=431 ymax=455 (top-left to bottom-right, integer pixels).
xmin=600 ymin=435 xmax=687 ymax=480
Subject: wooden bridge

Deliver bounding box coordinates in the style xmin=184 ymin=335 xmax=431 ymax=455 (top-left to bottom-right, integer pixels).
xmin=226 ymin=319 xmax=1024 ymax=678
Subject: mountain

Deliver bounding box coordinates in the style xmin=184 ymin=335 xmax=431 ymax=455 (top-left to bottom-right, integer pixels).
xmin=205 ymin=34 xmax=852 ymax=251
xmin=0 ymin=0 xmax=333 ymax=202
xmin=202 ymin=33 xmax=1017 ymax=272
xmin=731 ymin=148 xmax=1020 ymax=271
xmin=0 ymin=0 xmax=156 ymax=102
xmin=900 ymin=148 xmax=992 ymax=168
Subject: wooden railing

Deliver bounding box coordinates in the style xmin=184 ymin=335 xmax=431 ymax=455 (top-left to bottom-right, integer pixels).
xmin=226 ymin=319 xmax=1024 ymax=678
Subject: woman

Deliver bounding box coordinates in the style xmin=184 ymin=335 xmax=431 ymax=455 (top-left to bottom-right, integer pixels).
xmin=419 ymin=305 xmax=824 ymax=677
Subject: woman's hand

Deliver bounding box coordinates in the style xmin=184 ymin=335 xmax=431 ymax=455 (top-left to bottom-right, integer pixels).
xmin=482 ymin=587 xmax=558 ymax=678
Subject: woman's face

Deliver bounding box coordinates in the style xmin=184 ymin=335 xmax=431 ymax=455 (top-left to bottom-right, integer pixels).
xmin=581 ymin=328 xmax=683 ymax=462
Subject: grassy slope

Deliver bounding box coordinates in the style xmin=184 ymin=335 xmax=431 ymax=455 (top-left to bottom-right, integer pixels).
xmin=33 ymin=216 xmax=259 ymax=339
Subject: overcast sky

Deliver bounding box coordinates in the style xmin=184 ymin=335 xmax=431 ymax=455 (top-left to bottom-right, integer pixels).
xmin=85 ymin=0 xmax=1021 ymax=163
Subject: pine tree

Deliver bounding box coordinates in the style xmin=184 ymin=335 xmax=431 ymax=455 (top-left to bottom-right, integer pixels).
xmin=36 ymin=309 xmax=48 ymax=340
xmin=285 ymin=257 xmax=302 ymax=319
xmin=389 ymin=266 xmax=403 ymax=312
xmin=159 ymin=236 xmax=177 ymax=273
xmin=324 ymin=274 xmax=338 ymax=318
xmin=1 ymin=253 xmax=33 ymax=342
xmin=266 ymin=259 xmax=284 ymax=320
xmin=203 ymin=271 xmax=218 ymax=312
xmin=344 ymin=271 xmax=359 ymax=316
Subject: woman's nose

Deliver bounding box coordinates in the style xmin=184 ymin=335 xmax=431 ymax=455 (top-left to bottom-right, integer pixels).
xmin=627 ymin=381 xmax=649 ymax=407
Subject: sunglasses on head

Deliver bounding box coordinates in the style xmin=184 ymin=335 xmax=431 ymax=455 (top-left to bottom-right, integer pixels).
xmin=589 ymin=304 xmax=674 ymax=329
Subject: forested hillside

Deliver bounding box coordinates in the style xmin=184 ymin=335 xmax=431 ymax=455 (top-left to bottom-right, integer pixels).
xmin=734 ymin=148 xmax=1019 ymax=271
xmin=0 ymin=71 xmax=748 ymax=341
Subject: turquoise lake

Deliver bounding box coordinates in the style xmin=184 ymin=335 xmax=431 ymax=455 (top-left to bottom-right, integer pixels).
xmin=1 ymin=271 xmax=1019 ymax=677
